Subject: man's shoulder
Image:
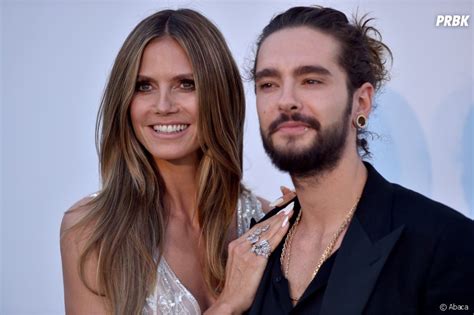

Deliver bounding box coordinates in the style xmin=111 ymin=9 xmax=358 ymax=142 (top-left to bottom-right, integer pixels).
xmin=390 ymin=183 xmax=474 ymax=238
xmin=366 ymin=162 xmax=472 ymax=229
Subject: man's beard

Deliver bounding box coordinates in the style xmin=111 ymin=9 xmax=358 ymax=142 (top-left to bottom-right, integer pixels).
xmin=261 ymin=104 xmax=351 ymax=179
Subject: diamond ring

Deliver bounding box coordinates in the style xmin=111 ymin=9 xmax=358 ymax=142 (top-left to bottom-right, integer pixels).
xmin=246 ymin=224 xmax=270 ymax=244
xmin=251 ymin=239 xmax=271 ymax=258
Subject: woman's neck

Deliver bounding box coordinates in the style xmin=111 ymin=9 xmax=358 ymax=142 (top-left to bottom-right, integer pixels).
xmin=156 ymin=155 xmax=200 ymax=226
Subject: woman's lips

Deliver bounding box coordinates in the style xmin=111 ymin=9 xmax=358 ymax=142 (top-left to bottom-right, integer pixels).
xmin=148 ymin=123 xmax=190 ymax=139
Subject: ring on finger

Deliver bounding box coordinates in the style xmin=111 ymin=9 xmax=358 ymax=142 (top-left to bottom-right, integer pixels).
xmin=251 ymin=239 xmax=271 ymax=258
xmin=246 ymin=232 xmax=260 ymax=244
xmin=246 ymin=224 xmax=270 ymax=244
xmin=253 ymin=224 xmax=270 ymax=236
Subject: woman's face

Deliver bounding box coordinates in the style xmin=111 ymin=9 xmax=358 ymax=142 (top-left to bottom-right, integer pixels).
xmin=130 ymin=37 xmax=200 ymax=165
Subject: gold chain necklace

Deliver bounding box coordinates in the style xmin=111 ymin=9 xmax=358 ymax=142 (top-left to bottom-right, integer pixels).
xmin=280 ymin=197 xmax=360 ymax=302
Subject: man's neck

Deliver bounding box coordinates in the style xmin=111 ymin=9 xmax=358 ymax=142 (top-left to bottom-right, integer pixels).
xmin=291 ymin=156 xmax=367 ymax=236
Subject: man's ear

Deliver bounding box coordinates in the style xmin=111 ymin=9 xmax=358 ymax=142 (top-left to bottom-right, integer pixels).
xmin=352 ymin=82 xmax=374 ymax=119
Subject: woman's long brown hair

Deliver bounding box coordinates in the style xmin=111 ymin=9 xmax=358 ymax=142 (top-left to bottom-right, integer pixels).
xmin=66 ymin=9 xmax=245 ymax=314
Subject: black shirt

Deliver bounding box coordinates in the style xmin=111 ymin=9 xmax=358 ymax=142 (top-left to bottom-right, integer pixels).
xmin=246 ymin=204 xmax=338 ymax=315
xmin=247 ymin=163 xmax=474 ymax=314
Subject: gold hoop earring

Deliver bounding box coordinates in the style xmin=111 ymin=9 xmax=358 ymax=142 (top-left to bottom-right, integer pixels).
xmin=355 ymin=114 xmax=367 ymax=129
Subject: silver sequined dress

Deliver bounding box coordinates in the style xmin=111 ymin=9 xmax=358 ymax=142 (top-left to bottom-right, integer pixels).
xmin=143 ymin=190 xmax=265 ymax=315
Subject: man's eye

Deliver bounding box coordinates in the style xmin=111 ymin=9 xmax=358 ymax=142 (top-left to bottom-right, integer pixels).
xmin=180 ymin=79 xmax=195 ymax=90
xmin=304 ymin=79 xmax=321 ymax=85
xmin=259 ymin=83 xmax=274 ymax=89
xmin=136 ymin=81 xmax=152 ymax=92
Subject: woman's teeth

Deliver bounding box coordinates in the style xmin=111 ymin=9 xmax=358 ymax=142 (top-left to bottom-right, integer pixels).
xmin=152 ymin=124 xmax=189 ymax=133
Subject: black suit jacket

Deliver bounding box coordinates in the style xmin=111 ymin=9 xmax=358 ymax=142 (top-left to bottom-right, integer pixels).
xmin=247 ymin=163 xmax=474 ymax=314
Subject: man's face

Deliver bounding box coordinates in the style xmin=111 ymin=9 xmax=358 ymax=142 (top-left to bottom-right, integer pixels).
xmin=255 ymin=26 xmax=353 ymax=177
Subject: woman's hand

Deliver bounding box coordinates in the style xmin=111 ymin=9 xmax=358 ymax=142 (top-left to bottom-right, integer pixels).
xmin=269 ymin=186 xmax=296 ymax=209
xmin=205 ymin=201 xmax=295 ymax=315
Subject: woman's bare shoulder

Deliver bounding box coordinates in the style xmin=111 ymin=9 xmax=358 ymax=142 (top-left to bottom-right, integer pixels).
xmin=61 ymin=195 xmax=96 ymax=235
xmin=60 ymin=194 xmax=107 ymax=314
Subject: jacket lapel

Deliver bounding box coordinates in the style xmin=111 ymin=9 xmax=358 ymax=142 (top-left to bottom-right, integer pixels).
xmin=320 ymin=217 xmax=404 ymax=314
xmin=321 ymin=163 xmax=405 ymax=314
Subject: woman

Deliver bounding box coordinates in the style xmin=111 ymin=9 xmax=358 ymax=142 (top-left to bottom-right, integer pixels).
xmin=60 ymin=9 xmax=294 ymax=314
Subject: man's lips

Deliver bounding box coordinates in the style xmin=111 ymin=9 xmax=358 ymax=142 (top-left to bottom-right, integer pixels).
xmin=273 ymin=121 xmax=311 ymax=134
xmin=268 ymin=113 xmax=321 ymax=136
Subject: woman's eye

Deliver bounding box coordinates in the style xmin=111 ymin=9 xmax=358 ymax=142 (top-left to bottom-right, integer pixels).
xmin=136 ymin=81 xmax=152 ymax=92
xmin=179 ymin=79 xmax=195 ymax=90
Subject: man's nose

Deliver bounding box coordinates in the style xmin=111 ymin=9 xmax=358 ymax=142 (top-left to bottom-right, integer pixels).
xmin=277 ymin=83 xmax=301 ymax=113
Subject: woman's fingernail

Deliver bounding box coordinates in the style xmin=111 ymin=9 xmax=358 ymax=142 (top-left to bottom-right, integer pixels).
xmin=269 ymin=197 xmax=284 ymax=207
xmin=282 ymin=202 xmax=294 ymax=214
xmin=282 ymin=216 xmax=289 ymax=227
xmin=281 ymin=185 xmax=295 ymax=192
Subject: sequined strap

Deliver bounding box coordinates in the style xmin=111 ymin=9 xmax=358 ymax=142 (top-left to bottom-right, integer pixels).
xmin=237 ymin=190 xmax=265 ymax=237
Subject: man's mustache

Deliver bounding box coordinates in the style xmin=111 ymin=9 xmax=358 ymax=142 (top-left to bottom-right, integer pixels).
xmin=268 ymin=113 xmax=321 ymax=135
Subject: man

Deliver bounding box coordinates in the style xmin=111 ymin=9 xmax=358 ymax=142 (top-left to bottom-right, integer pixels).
xmin=246 ymin=6 xmax=474 ymax=315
